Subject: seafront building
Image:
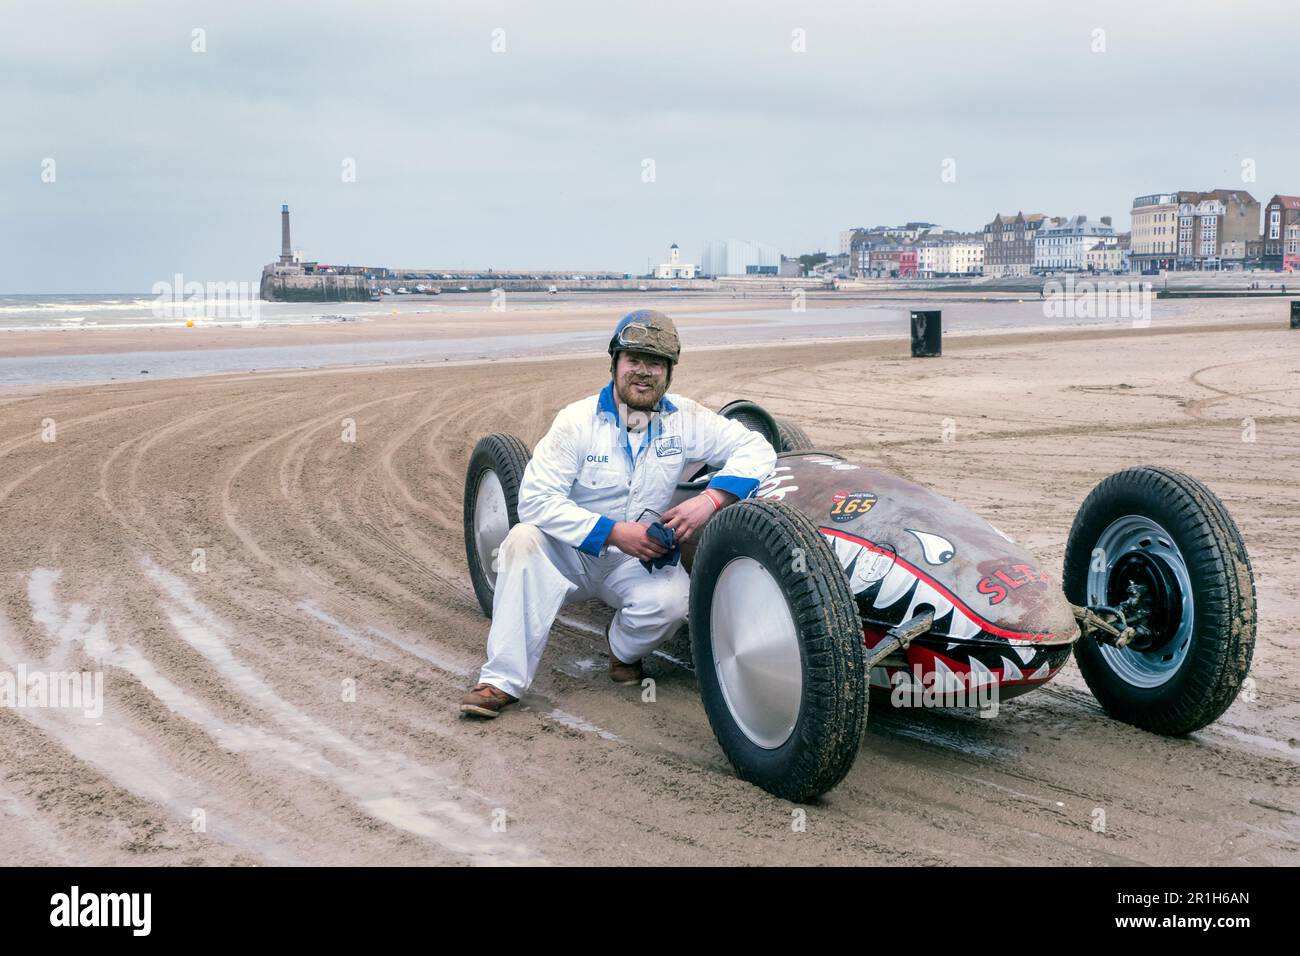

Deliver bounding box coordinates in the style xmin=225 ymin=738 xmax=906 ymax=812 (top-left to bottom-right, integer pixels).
xmin=653 ymin=243 xmax=697 ymax=280
xmin=982 ymin=212 xmax=1047 ymax=277
xmin=916 ymin=235 xmax=985 ymax=277
xmin=699 ymin=239 xmax=783 ymax=276
xmin=1260 ymin=195 xmax=1300 ymax=271
xmin=866 ymin=246 xmax=918 ymax=278
xmin=1033 ymin=215 xmax=1118 ymax=272
xmin=846 ymin=223 xmax=947 ymax=277
xmin=1175 ymin=190 xmax=1258 ymax=270
xmin=1128 ymin=189 xmax=1259 ymax=272
xmin=1085 ymin=233 xmax=1129 ymax=273
xmin=1129 ymin=192 xmax=1180 ymax=271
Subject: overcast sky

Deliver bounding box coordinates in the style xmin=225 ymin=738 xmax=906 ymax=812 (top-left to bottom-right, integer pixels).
xmin=1 ymin=0 xmax=1294 ymax=293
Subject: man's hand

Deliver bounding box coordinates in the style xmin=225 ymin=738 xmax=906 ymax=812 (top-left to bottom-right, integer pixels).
xmin=663 ymin=490 xmax=736 ymax=545
xmin=608 ymin=521 xmax=670 ymax=560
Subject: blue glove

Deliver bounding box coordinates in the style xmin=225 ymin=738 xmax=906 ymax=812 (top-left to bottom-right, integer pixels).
xmin=640 ymin=521 xmax=680 ymax=572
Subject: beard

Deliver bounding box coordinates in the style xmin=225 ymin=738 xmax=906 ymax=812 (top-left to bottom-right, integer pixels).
xmin=616 ymin=371 xmax=668 ymax=411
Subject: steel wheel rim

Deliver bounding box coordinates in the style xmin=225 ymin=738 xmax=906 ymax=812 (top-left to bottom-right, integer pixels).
xmin=709 ymin=557 xmax=803 ymax=749
xmin=472 ymin=470 xmax=510 ymax=591
xmin=1087 ymin=514 xmax=1194 ymax=688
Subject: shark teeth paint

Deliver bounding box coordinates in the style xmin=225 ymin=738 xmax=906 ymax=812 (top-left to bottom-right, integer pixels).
xmin=901 ymin=579 xmax=952 ymax=626
xmin=873 ymin=563 xmax=916 ymax=609
xmin=966 ymin=654 xmax=996 ymax=689
xmin=827 ymin=532 xmax=893 ymax=594
xmin=946 ymin=611 xmax=983 ymax=640
xmin=1000 ymin=656 xmax=1024 ymax=682
xmin=820 ymin=527 xmax=1063 ymax=645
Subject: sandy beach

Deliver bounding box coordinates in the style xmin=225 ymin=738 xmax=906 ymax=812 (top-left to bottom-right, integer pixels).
xmin=2 ymin=291 xmax=1289 ymax=389
xmin=0 ymin=300 xmax=1297 ymax=865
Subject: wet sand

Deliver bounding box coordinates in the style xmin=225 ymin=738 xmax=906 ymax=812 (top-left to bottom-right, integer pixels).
xmin=0 ymin=306 xmax=1297 ymax=865
xmin=1 ymin=293 xmax=1290 ymax=388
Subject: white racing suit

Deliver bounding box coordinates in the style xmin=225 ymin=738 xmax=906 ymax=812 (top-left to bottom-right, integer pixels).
xmin=478 ymin=381 xmax=777 ymax=698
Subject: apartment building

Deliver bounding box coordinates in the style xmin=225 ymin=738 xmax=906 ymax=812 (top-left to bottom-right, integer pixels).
xmin=983 ymin=212 xmax=1047 ymax=277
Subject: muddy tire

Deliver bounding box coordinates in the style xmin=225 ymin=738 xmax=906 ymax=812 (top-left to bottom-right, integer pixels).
xmin=463 ymin=433 xmax=531 ymax=617
xmin=774 ymin=417 xmax=815 ymax=452
xmin=1063 ymin=466 xmax=1255 ymax=735
xmin=690 ymin=498 xmax=867 ymax=801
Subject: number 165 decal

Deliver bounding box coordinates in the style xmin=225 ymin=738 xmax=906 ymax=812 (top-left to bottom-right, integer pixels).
xmin=830 ymin=492 xmax=877 ymax=522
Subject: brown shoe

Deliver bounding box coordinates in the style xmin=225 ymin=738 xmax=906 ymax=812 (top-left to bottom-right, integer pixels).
xmin=459 ymin=682 xmax=518 ymax=718
xmin=608 ymin=657 xmax=643 ymax=685
xmin=605 ymin=625 xmax=643 ymax=685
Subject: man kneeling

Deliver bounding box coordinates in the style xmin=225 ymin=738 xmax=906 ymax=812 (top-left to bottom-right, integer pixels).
xmin=460 ymin=310 xmax=776 ymax=717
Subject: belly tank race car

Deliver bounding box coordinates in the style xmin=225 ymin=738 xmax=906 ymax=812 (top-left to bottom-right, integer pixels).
xmin=463 ymin=400 xmax=1256 ymax=801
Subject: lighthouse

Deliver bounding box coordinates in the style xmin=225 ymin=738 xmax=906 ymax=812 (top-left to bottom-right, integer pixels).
xmin=279 ymin=204 xmax=293 ymax=264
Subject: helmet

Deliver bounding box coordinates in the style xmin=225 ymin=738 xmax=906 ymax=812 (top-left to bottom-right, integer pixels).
xmin=608 ymin=310 xmax=680 ymax=365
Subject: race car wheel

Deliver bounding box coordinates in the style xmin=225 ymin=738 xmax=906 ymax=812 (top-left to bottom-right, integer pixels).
xmin=717 ymin=399 xmax=783 ymax=451
xmin=690 ymin=498 xmax=867 ymax=801
xmin=774 ymin=417 xmax=815 ymax=452
xmin=463 ymin=433 xmax=531 ymax=617
xmin=1063 ymin=466 xmax=1256 ymax=735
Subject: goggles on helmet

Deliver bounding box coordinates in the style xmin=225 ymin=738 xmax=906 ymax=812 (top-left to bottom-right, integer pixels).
xmin=613 ymin=321 xmax=679 ymax=359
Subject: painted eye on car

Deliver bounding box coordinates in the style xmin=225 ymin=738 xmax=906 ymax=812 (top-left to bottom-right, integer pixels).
xmin=906 ymin=528 xmax=955 ymax=565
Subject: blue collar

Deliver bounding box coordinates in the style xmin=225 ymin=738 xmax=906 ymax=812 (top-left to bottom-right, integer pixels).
xmin=597 ymin=380 xmax=678 ymax=424
xmin=599 ymin=380 xmax=677 ymax=469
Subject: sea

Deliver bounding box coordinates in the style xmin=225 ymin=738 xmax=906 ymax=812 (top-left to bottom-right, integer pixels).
xmin=0 ymin=292 xmax=454 ymax=331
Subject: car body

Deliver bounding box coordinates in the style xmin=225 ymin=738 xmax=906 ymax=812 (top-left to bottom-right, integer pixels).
xmin=670 ymin=450 xmax=1078 ymax=703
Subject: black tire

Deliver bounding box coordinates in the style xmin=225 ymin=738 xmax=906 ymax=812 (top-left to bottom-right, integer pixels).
xmin=774 ymin=417 xmax=814 ymax=452
xmin=717 ymin=399 xmax=782 ymax=451
xmin=463 ymin=433 xmax=531 ymax=617
xmin=690 ymin=499 xmax=867 ymax=801
xmin=1062 ymin=466 xmax=1256 ymax=735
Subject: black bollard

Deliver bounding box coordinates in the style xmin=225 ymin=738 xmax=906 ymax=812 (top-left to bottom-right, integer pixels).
xmin=1291 ymin=300 xmax=1299 ymax=329
xmin=911 ymin=310 xmax=942 ymax=357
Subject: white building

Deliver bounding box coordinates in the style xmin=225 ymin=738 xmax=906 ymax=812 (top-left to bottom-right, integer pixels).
xmin=1034 ymin=215 xmax=1117 ymax=272
xmin=653 ymin=243 xmax=697 ymax=280
xmin=916 ymin=243 xmax=940 ymax=277
xmin=1085 ymin=242 xmax=1125 ymax=273
xmin=700 ymin=239 xmax=783 ymax=277
xmin=948 ymin=239 xmax=984 ymax=275
xmin=917 ymin=238 xmax=984 ymax=277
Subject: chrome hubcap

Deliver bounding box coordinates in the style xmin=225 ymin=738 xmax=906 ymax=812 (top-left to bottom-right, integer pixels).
xmin=710 ymin=557 xmax=802 ymax=749
xmin=1087 ymin=514 xmax=1194 ymax=688
xmin=473 ymin=470 xmax=510 ymax=591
